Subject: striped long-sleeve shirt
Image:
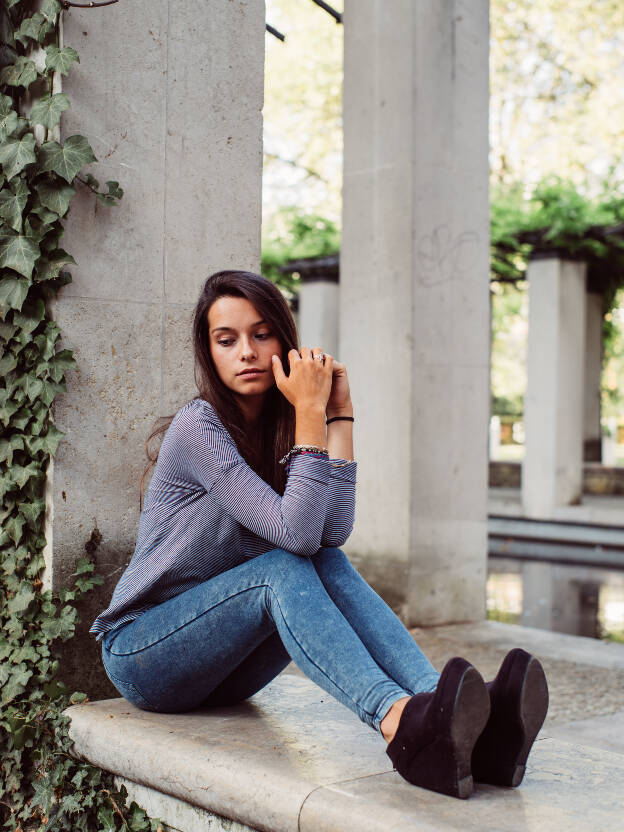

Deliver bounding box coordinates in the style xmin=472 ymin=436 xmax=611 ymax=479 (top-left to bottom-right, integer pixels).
xmin=90 ymin=397 xmax=357 ymax=640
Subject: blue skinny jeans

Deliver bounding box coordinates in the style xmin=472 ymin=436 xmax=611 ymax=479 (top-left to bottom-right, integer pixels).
xmin=101 ymin=546 xmax=440 ymax=732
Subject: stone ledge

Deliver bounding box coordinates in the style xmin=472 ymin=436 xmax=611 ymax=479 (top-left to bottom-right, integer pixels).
xmin=65 ymin=671 xmax=624 ymax=832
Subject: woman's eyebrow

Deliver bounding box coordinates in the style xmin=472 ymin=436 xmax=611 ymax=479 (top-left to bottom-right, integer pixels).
xmin=211 ymin=320 xmax=266 ymax=334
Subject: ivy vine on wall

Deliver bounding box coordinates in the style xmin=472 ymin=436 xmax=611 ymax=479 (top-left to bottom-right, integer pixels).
xmin=0 ymin=1 xmax=161 ymax=829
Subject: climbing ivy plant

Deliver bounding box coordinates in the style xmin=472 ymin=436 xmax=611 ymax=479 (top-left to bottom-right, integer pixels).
xmin=0 ymin=1 xmax=161 ymax=829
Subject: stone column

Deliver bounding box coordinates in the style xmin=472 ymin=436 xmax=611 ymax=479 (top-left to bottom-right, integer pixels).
xmin=340 ymin=0 xmax=490 ymax=624
xmin=584 ymin=289 xmax=603 ymax=462
xmin=289 ymin=256 xmax=339 ymax=357
xmin=522 ymin=254 xmax=587 ymax=519
xmin=43 ymin=1 xmax=265 ymax=693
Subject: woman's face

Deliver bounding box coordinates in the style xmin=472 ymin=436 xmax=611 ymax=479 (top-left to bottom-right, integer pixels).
xmin=208 ymin=295 xmax=283 ymax=404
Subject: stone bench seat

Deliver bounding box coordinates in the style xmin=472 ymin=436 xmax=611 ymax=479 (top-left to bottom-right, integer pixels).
xmin=65 ymin=671 xmax=624 ymax=832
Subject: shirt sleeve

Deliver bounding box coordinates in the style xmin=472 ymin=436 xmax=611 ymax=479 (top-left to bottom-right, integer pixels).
xmin=320 ymin=459 xmax=357 ymax=547
xmin=164 ymin=404 xmax=336 ymax=556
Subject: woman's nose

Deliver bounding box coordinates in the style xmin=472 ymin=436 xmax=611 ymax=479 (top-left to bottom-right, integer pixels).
xmin=239 ymin=337 xmax=257 ymax=360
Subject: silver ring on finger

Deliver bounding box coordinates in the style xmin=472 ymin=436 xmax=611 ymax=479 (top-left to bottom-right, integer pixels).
xmin=315 ymin=352 xmax=325 ymax=363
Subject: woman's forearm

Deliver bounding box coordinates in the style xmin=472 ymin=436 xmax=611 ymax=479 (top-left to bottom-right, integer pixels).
xmin=327 ymin=412 xmax=354 ymax=461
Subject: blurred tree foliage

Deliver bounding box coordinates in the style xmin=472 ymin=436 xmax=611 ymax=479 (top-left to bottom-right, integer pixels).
xmin=261 ymin=206 xmax=339 ymax=294
xmin=490 ymin=0 xmax=624 ymax=191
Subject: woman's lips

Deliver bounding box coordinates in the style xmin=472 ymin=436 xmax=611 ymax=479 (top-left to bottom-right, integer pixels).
xmin=237 ymin=370 xmax=265 ymax=378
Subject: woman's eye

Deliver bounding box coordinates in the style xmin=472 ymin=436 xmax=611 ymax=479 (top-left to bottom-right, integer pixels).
xmin=255 ymin=332 xmax=271 ymax=340
xmin=218 ymin=339 xmax=234 ymax=347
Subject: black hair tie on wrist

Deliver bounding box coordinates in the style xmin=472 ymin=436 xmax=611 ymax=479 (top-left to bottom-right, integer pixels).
xmin=326 ymin=416 xmax=355 ymax=425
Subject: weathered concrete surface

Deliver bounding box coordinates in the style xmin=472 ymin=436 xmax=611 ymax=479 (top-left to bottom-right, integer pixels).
xmin=340 ymin=0 xmax=490 ymax=626
xmin=544 ymin=711 xmax=624 ymax=757
xmin=66 ymin=665 xmax=624 ymax=832
xmin=42 ymin=1 xmax=265 ymax=694
xmin=113 ymin=778 xmax=258 ymax=832
xmin=50 ymin=0 xmax=265 ymax=584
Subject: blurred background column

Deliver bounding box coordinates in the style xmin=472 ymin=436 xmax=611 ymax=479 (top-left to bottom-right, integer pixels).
xmin=340 ymin=0 xmax=490 ymax=625
xmin=523 ymin=253 xmax=587 ymax=518
xmin=280 ymin=255 xmax=339 ymax=357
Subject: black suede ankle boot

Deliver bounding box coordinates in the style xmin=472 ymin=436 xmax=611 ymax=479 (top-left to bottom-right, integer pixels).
xmin=471 ymin=648 xmax=549 ymax=787
xmin=385 ymin=656 xmax=490 ymax=799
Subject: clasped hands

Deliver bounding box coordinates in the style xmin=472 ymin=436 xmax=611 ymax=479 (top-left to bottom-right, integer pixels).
xmin=271 ymin=346 xmax=352 ymax=417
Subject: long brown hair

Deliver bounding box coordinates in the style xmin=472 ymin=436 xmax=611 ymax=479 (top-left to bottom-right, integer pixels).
xmin=139 ymin=270 xmax=298 ymax=509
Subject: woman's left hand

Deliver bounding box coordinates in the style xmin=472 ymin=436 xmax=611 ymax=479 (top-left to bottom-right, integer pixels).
xmin=326 ymin=360 xmax=353 ymax=418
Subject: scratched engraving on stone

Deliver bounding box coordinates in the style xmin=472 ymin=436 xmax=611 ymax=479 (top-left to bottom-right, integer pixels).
xmin=417 ymin=224 xmax=480 ymax=286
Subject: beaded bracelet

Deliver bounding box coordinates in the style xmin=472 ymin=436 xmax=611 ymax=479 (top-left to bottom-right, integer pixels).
xmin=279 ymin=444 xmax=329 ymax=465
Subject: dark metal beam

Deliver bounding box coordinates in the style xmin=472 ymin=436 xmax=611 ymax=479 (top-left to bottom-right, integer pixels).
xmin=266 ymin=23 xmax=286 ymax=41
xmin=310 ymin=0 xmax=343 ymax=24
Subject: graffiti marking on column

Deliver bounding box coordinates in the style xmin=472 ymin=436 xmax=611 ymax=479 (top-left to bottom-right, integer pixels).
xmin=417 ymin=225 xmax=480 ymax=286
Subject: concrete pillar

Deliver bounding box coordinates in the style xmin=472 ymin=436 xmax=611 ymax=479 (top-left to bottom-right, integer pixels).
xmin=43 ymin=1 xmax=265 ymax=692
xmin=584 ymin=290 xmax=603 ymax=462
xmin=340 ymin=1 xmax=490 ymax=624
xmin=522 ymin=255 xmax=587 ymax=518
xmin=297 ymin=263 xmax=339 ymax=358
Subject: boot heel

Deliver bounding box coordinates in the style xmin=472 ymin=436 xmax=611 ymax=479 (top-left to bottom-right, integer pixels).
xmin=472 ymin=649 xmax=549 ymax=787
xmin=387 ymin=657 xmax=490 ymax=799
xmin=403 ymin=736 xmax=474 ymax=799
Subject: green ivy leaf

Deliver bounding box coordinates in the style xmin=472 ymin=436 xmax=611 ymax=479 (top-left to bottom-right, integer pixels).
xmin=4 ymin=512 xmax=25 ymax=545
xmin=45 ymin=44 xmax=79 ymax=76
xmin=41 ymin=604 xmax=77 ymax=641
xmin=30 ymin=204 xmax=59 ymax=224
xmin=0 ymin=433 xmax=24 ymax=464
xmin=2 ymin=663 xmax=33 ymax=704
xmin=0 ymin=396 xmax=20 ymax=426
xmin=0 ymin=56 xmax=38 ymax=89
xmin=0 ymin=179 xmax=29 ymax=232
xmin=35 ymin=179 xmax=76 ymax=216
xmin=30 ymin=92 xmax=71 ymax=129
xmin=0 ymin=273 xmax=30 ymax=313
xmin=38 ymin=135 xmax=97 ymax=184
xmin=0 ymin=94 xmax=18 ymax=142
xmin=106 ymin=180 xmax=124 ymax=200
xmin=35 ymin=248 xmax=77 ymax=283
xmin=0 ymin=350 xmax=17 ymax=375
xmin=6 ymin=584 xmax=34 ymax=616
xmin=19 ymin=371 xmax=44 ymax=403
xmin=41 ymin=0 xmax=62 ymax=23
xmin=0 ymin=231 xmax=40 ymax=277
xmin=18 ymin=499 xmax=45 ymax=529
xmin=10 ymin=407 xmax=31 ymax=430
xmin=15 ymin=12 xmax=54 ymax=47
xmin=97 ymin=805 xmax=117 ymax=832
xmin=28 ymin=400 xmax=47 ymax=435
xmin=48 ymin=348 xmax=77 ymax=382
xmin=25 ymin=421 xmax=65 ymax=456
xmin=13 ymin=297 xmax=46 ymax=334
xmin=24 ymin=214 xmax=48 ymax=245
xmin=13 ymin=462 xmax=42 ymax=489
xmin=0 ymin=317 xmax=16 ymax=339
xmin=33 ymin=320 xmax=60 ymax=360
xmin=31 ymin=775 xmax=55 ymax=813
xmin=0 ymin=132 xmax=36 ymax=180
xmin=69 ymin=691 xmax=88 ymax=704
xmin=39 ymin=377 xmax=65 ymax=407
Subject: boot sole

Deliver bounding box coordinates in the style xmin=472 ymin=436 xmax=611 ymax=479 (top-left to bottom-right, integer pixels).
xmin=407 ymin=665 xmax=490 ymax=799
xmin=473 ymin=651 xmax=549 ymax=787
xmin=449 ymin=666 xmax=492 ymax=798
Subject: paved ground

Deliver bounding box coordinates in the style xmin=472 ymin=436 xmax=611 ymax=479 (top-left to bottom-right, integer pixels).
xmin=284 ymin=619 xmax=624 ymax=746
xmin=407 ymin=625 xmax=624 ymax=728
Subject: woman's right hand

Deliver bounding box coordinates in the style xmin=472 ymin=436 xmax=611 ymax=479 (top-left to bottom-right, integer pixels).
xmin=271 ymin=347 xmax=334 ymax=412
